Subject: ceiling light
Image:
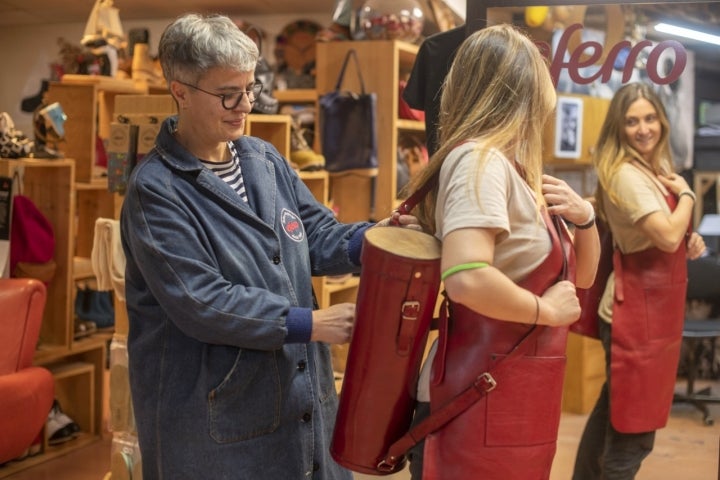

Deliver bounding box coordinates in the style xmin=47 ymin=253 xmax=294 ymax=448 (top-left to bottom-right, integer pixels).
xmin=654 ymin=22 xmax=720 ymax=46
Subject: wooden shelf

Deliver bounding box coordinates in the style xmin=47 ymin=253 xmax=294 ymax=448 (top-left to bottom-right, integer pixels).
xmin=397 ymin=119 xmax=425 ymax=131
xmin=1 ymin=158 xmax=75 ymax=348
xmin=45 ymin=76 xmax=147 ymax=182
xmin=245 ymin=114 xmax=291 ymax=158
xmin=274 ymin=89 xmax=317 ymax=103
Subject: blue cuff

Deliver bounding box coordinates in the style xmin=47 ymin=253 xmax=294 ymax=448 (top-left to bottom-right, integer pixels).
xmin=285 ymin=307 xmax=313 ymax=343
xmin=348 ymin=225 xmax=371 ymax=265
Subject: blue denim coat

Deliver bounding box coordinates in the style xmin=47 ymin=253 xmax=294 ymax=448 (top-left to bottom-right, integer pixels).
xmin=120 ymin=117 xmax=369 ymax=479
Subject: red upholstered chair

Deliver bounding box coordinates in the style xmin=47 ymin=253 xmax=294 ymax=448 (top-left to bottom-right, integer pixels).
xmin=0 ymin=278 xmax=55 ymax=464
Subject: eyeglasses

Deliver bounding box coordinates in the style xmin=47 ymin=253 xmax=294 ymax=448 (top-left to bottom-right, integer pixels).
xmin=177 ymin=80 xmax=264 ymax=110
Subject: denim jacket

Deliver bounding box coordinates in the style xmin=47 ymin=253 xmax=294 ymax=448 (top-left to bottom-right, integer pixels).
xmin=120 ymin=117 xmax=369 ymax=479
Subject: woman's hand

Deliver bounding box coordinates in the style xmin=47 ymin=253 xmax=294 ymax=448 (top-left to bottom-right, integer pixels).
xmin=311 ymin=303 xmax=355 ymax=344
xmin=542 ymin=174 xmax=594 ymax=226
xmin=374 ymin=211 xmax=423 ymax=231
xmin=538 ymin=280 xmax=581 ymax=326
xmin=657 ymin=173 xmax=691 ymax=196
xmin=686 ymin=232 xmax=706 ymax=260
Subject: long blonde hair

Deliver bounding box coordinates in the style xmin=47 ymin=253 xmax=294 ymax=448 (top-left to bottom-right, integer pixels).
xmin=593 ymin=82 xmax=672 ymax=215
xmin=402 ymin=24 xmax=556 ymax=234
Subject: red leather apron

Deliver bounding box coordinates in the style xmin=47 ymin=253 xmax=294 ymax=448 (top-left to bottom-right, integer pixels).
xmin=423 ymin=210 xmax=576 ymax=480
xmin=610 ymin=192 xmax=687 ymax=433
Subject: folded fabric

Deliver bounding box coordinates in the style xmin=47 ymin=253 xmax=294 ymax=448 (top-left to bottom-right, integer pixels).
xmin=91 ymin=218 xmax=126 ymax=301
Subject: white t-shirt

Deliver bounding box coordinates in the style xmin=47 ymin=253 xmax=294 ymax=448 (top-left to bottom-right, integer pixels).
xmin=416 ymin=142 xmax=552 ymax=401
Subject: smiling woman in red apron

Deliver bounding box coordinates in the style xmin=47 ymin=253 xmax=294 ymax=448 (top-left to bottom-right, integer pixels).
xmin=399 ymin=25 xmax=601 ymax=479
xmin=573 ymin=82 xmax=706 ymax=480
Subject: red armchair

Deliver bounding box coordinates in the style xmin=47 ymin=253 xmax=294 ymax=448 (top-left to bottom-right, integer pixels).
xmin=0 ymin=278 xmax=55 ymax=464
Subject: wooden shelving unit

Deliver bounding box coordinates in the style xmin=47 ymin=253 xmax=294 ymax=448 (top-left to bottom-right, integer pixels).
xmin=316 ymin=40 xmax=424 ymax=223
xmin=0 ymin=158 xmax=108 ymax=479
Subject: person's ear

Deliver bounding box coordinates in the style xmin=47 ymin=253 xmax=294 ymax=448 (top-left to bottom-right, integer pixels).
xmin=169 ymin=81 xmax=188 ymax=107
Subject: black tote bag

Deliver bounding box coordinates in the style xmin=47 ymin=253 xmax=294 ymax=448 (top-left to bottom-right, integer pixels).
xmin=319 ymin=49 xmax=378 ymax=174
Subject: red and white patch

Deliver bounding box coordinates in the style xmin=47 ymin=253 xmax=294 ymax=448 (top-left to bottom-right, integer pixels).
xmin=281 ymin=208 xmax=304 ymax=242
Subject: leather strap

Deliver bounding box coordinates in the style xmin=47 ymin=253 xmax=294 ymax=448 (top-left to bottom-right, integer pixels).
xmin=334 ymin=49 xmax=366 ymax=94
xmin=396 ymin=171 xmax=438 ymax=216
xmin=377 ymin=324 xmax=543 ymax=472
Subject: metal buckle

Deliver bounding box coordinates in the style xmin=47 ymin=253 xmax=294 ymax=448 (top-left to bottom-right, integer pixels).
xmin=377 ymin=457 xmax=404 ymax=473
xmin=475 ymin=372 xmax=497 ymax=392
xmin=377 ymin=456 xmax=404 ymax=473
xmin=401 ymin=300 xmax=420 ymax=321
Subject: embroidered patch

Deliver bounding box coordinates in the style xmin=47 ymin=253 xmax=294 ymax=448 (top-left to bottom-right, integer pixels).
xmin=281 ymin=208 xmax=304 ymax=242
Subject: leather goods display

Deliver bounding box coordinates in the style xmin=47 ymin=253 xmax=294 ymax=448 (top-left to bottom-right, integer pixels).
xmin=319 ymin=49 xmax=378 ymax=174
xmin=331 ymin=226 xmax=441 ymax=475
xmin=572 ymin=218 xmax=613 ymax=338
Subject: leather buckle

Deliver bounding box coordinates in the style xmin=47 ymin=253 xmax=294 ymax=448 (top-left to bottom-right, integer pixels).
xmin=401 ymin=301 xmax=420 ymax=320
xmin=377 ymin=455 xmax=405 ymax=473
xmin=475 ymin=372 xmax=497 ymax=392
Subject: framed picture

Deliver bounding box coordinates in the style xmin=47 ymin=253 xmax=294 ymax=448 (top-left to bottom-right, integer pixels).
xmin=555 ymin=96 xmax=583 ymax=159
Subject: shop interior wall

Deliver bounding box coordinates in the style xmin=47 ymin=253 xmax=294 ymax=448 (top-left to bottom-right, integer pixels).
xmin=0 ymin=13 xmax=331 ymax=137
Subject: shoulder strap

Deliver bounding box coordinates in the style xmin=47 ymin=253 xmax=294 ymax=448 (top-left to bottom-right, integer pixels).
xmin=395 ymin=170 xmax=439 ymax=216
xmin=377 ymin=324 xmax=544 ymax=473
xmin=335 ymin=49 xmax=366 ymax=94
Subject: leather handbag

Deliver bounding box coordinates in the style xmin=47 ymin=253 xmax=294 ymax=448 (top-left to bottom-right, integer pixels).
xmin=318 ymin=49 xmax=378 ymax=174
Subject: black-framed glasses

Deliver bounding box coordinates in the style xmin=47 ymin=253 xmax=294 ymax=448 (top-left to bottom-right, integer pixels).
xmin=177 ymin=80 xmax=263 ymax=110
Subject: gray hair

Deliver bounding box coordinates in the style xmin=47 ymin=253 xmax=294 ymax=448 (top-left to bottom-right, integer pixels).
xmin=158 ymin=13 xmax=259 ymax=85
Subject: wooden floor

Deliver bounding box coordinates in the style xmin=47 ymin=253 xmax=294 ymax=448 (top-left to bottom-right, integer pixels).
xmin=2 ymin=381 xmax=719 ymax=480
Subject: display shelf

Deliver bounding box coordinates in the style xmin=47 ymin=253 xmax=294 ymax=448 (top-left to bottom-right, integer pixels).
xmin=316 ymin=40 xmax=421 ymax=223
xmin=396 ymin=119 xmax=425 ymax=132
xmin=45 ymin=75 xmax=147 ymax=183
xmin=245 ymin=114 xmax=291 ymax=158
xmin=0 ymin=158 xmax=75 ymax=350
xmin=298 ymin=170 xmax=329 ymax=205
xmin=311 ymin=275 xmax=360 ymax=311
xmin=34 ymin=338 xmax=106 ymax=436
xmin=47 ymin=362 xmax=96 ymax=435
xmin=273 ymin=88 xmax=317 ymax=104
xmin=1 ymin=75 xmax=148 ymax=473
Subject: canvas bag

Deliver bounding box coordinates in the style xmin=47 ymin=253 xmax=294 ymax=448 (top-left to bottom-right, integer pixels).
xmin=319 ymin=49 xmax=378 ymax=174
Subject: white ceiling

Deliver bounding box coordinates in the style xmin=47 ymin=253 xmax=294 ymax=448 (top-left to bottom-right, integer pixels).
xmin=0 ymin=0 xmax=337 ymax=27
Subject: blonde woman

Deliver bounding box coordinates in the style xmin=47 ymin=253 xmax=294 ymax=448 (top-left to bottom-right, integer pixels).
xmin=573 ymin=82 xmax=705 ymax=479
xmin=402 ymin=24 xmax=600 ymax=479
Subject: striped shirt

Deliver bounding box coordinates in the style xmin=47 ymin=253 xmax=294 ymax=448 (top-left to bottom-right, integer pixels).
xmin=200 ymin=142 xmax=248 ymax=203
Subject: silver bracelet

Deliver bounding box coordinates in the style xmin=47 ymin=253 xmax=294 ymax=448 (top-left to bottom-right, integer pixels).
xmin=679 ymin=190 xmax=697 ymax=203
